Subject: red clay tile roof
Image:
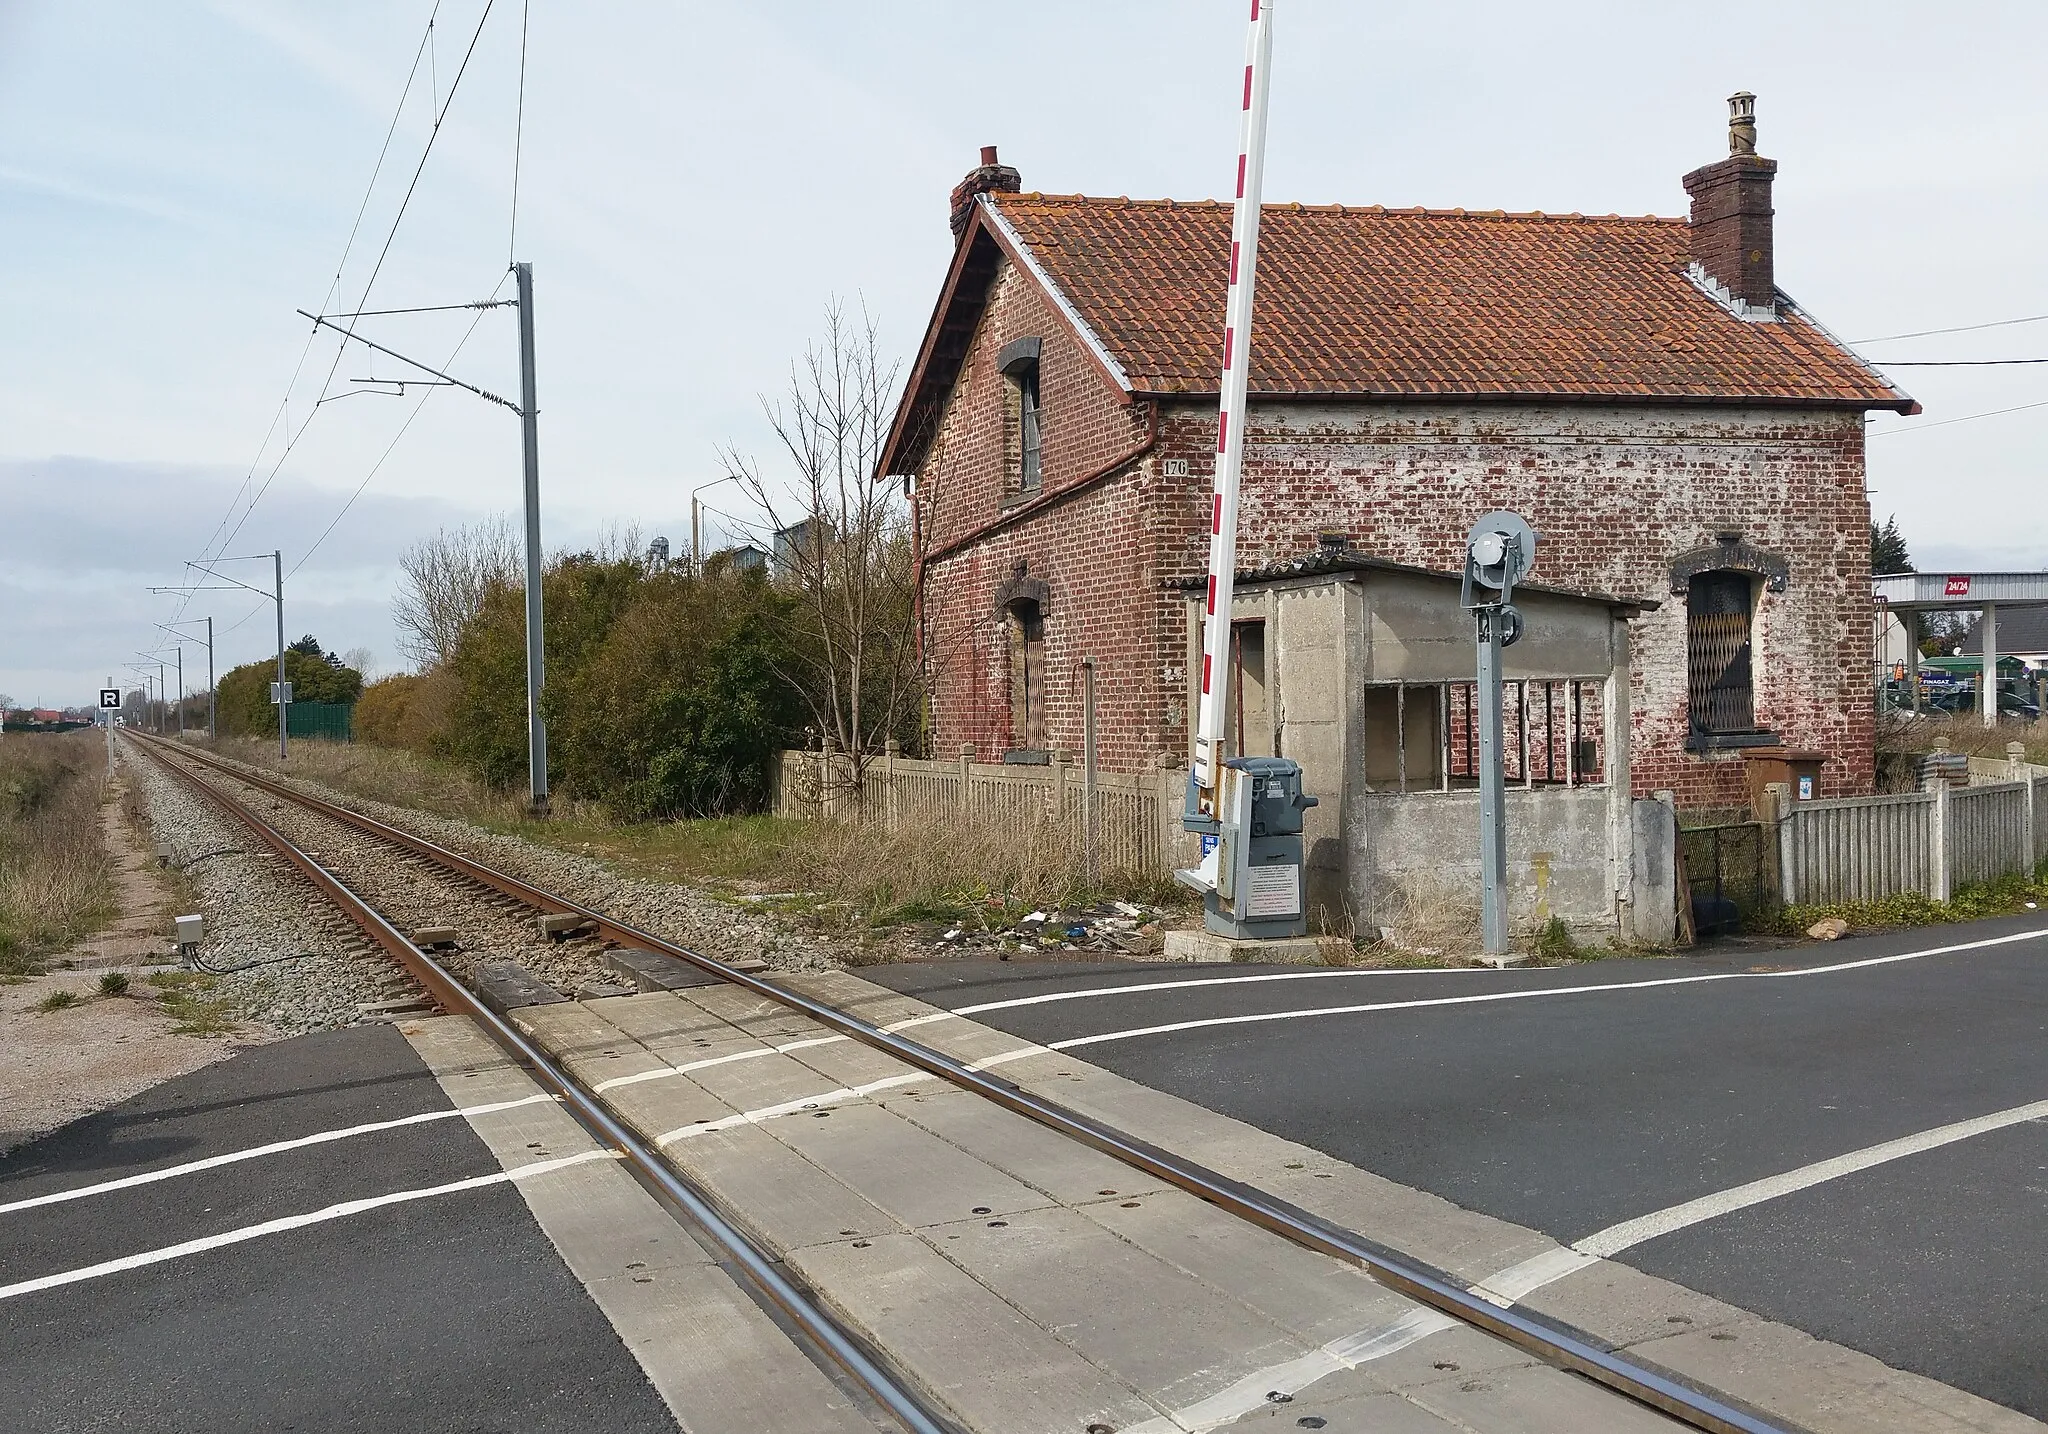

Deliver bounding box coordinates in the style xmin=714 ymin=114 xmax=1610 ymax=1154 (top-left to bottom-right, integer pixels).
xmin=983 ymin=192 xmax=1910 ymax=408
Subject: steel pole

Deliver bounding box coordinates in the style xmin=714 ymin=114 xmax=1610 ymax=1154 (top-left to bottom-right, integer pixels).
xmin=514 ymin=262 xmax=548 ymax=811
xmin=692 ymin=495 xmax=702 ymax=576
xmin=275 ymin=550 xmax=287 ymax=759
xmin=175 ymin=647 xmax=184 ymax=738
xmin=206 ymin=616 xmax=216 ymax=741
xmin=1190 ymin=0 xmax=1276 ymax=814
xmin=158 ymin=662 xmax=166 ymax=733
xmin=1477 ymin=608 xmax=1509 ymax=954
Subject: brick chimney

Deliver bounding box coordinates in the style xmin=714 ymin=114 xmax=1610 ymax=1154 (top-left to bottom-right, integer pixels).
xmin=1681 ymin=92 xmax=1777 ymax=310
xmin=949 ymin=145 xmax=1021 ymax=241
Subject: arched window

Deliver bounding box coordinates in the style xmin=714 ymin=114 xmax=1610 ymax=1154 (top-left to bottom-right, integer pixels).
xmin=1007 ymin=597 xmax=1046 ymax=751
xmin=998 ymin=337 xmax=1044 ymax=494
xmin=1687 ymin=571 xmax=1756 ymax=743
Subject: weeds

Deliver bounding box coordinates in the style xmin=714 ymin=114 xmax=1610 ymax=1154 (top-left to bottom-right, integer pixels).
xmin=145 ymin=970 xmax=238 ymax=1035
xmin=1533 ymin=916 xmax=1580 ymax=961
xmin=1768 ymin=866 xmax=2048 ymax=936
xmin=0 ymin=731 xmax=117 ymax=975
xmin=98 ymin=971 xmax=130 ymax=997
xmin=35 ymin=988 xmax=79 ymax=1012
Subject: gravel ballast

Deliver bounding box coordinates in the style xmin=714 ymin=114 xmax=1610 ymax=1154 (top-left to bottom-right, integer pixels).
xmin=127 ymin=747 xmax=414 ymax=1034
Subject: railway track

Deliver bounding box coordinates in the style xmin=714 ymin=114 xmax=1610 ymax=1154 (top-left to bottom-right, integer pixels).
xmin=132 ymin=733 xmax=1790 ymax=1434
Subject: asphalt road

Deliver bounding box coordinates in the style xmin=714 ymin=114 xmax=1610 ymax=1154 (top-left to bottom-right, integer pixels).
xmin=0 ymin=1025 xmax=676 ymax=1434
xmin=870 ymin=914 xmax=2048 ymax=1419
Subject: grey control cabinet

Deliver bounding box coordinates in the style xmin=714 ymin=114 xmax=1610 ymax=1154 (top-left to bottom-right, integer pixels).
xmin=1204 ymin=756 xmax=1318 ymax=938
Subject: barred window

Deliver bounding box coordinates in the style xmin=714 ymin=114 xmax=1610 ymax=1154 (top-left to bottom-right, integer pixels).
xmin=1687 ymin=571 xmax=1756 ymax=740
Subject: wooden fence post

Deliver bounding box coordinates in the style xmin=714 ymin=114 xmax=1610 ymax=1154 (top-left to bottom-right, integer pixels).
xmin=1766 ymin=782 xmax=1796 ymax=907
xmin=884 ymin=738 xmax=899 ymax=832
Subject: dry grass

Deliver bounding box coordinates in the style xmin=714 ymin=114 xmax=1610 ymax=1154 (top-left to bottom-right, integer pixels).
xmin=216 ymin=734 xmax=1184 ymax=935
xmin=1375 ymin=870 xmax=1482 ymax=958
xmin=0 ymin=731 xmax=117 ymax=975
xmin=214 ymin=735 xmax=538 ymax=827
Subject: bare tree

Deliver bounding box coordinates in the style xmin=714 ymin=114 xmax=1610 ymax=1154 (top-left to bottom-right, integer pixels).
xmin=722 ymin=301 xmax=919 ymax=784
xmin=392 ymin=516 xmax=521 ymax=669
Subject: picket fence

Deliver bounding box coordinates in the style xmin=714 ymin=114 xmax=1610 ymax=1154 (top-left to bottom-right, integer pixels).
xmin=770 ymin=746 xmax=1198 ymax=876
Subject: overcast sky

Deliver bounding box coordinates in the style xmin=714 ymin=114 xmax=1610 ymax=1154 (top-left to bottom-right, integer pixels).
xmin=4 ymin=1 xmax=2044 ymax=705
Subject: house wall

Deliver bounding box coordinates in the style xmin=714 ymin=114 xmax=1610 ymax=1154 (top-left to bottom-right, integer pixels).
xmin=916 ymin=260 xmax=1167 ymax=770
xmin=917 ymin=292 xmax=1875 ymax=809
xmin=1144 ymin=400 xmax=1874 ymax=808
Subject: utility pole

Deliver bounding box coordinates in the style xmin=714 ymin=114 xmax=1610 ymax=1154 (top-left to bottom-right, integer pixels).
xmin=274 ymin=549 xmax=288 ymax=759
xmin=203 ymin=617 xmax=215 ymax=740
xmin=515 ymin=262 xmax=547 ymax=811
xmin=293 ymin=287 xmax=530 ymax=794
xmin=174 ymin=645 xmax=185 ymax=738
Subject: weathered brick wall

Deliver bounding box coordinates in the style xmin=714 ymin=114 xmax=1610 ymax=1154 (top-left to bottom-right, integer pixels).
xmin=919 ymin=262 xmax=1151 ymax=554
xmin=1149 ymin=400 xmax=1875 ymax=805
xmin=916 ymin=285 xmax=1875 ymax=805
xmin=917 ymin=258 xmax=1168 ymax=770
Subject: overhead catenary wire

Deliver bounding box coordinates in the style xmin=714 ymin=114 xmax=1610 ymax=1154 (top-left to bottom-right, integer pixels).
xmin=207 ymin=0 xmax=495 ymax=575
xmin=179 ymin=7 xmax=446 ymax=608
xmin=1870 ymin=357 xmax=2048 ymax=366
xmin=184 ymin=1 xmax=510 ymax=651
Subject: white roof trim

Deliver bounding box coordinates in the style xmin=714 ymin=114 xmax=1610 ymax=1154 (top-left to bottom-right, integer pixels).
xmin=1776 ymin=286 xmax=1918 ymax=412
xmin=978 ymin=193 xmax=1134 ymax=393
xmin=1684 ymin=261 xmax=1779 ymax=323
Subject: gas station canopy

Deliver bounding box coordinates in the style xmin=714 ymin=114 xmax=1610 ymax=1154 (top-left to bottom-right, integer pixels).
xmin=1873 ymin=571 xmax=2048 ymax=725
xmin=1872 ymin=571 xmax=2048 ymax=612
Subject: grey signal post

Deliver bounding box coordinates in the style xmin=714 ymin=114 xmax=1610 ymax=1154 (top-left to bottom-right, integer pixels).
xmin=515 ymin=262 xmax=547 ymax=812
xmin=1461 ymin=512 xmax=1536 ymax=958
xmin=155 ymin=617 xmax=215 ymax=741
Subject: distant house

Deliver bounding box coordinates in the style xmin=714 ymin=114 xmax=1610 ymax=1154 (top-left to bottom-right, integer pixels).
xmin=885 ymin=100 xmax=1915 ymax=809
xmin=706 ymin=543 xmax=769 ymax=576
xmin=1960 ymin=607 xmax=2048 ymax=669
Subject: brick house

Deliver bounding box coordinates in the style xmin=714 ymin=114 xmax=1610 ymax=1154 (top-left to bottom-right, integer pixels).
xmin=883 ymin=104 xmax=1916 ymax=811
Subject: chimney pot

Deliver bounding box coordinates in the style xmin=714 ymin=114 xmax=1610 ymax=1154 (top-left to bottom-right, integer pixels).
xmin=1682 ymin=93 xmax=1776 ymax=310
xmin=949 ymin=145 xmax=1022 ymax=242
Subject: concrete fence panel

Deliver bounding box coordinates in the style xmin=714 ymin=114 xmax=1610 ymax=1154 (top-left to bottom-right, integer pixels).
xmin=1780 ymin=791 xmax=1934 ymax=906
xmin=1948 ymin=781 xmax=2031 ymax=889
xmin=770 ymin=749 xmax=1185 ymax=877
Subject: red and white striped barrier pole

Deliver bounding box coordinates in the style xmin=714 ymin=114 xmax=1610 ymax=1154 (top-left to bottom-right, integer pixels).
xmin=1189 ymin=0 xmax=1275 ymax=837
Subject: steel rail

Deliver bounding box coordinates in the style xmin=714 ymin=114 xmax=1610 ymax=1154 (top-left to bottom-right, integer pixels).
xmin=131 ymin=737 xmax=956 ymax=1434
xmin=141 ymin=736 xmax=1793 ymax=1434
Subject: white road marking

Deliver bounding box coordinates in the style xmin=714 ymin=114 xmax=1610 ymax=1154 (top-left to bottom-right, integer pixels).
xmin=0 ymin=1149 xmax=613 ymax=1303
xmin=1039 ymin=925 xmax=2048 ymax=1051
xmin=649 ymin=1071 xmax=936 ymax=1147
xmin=0 ymin=1093 xmax=556 ymax=1217
xmin=591 ymin=1034 xmax=847 ymax=1093
xmin=1119 ymin=1308 xmax=1459 ymax=1433
xmin=946 ymin=965 xmax=1482 ymax=1020
xmin=1573 ymin=1095 xmax=2048 ymax=1258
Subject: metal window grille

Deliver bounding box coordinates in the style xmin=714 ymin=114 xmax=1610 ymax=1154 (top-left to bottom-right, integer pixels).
xmin=1433 ymin=679 xmax=1605 ymax=790
xmin=1687 ymin=572 xmax=1755 ymax=734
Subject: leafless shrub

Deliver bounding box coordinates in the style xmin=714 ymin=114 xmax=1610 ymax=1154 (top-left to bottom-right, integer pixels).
xmin=393 ymin=516 xmax=521 ymax=670
xmin=721 ymin=301 xmax=921 ymax=787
